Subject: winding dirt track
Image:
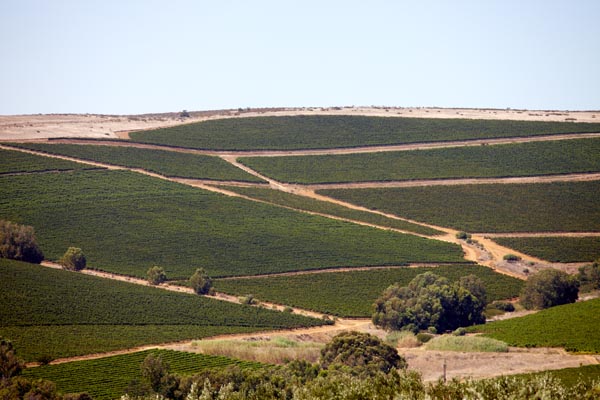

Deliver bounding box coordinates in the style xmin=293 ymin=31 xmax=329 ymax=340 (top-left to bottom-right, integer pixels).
xmin=12 ymin=131 xmax=600 ymax=157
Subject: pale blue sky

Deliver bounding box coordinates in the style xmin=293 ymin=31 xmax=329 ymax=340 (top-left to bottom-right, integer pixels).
xmin=1 ymin=0 xmax=599 ymax=115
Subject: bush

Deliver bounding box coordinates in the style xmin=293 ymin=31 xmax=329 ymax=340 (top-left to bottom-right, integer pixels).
xmin=453 ymin=327 xmax=467 ymax=336
xmin=239 ymin=295 xmax=258 ymax=305
xmin=59 ymin=247 xmax=86 ymax=271
xmin=520 ymin=269 xmax=579 ymax=310
xmin=147 ymin=266 xmax=167 ymax=285
xmin=372 ymin=272 xmax=486 ymax=333
xmin=0 ymin=220 xmax=44 ymax=264
xmin=578 ymin=259 xmax=600 ymax=292
xmin=319 ymin=331 xmax=406 ymax=374
xmin=493 ymin=301 xmax=515 ymax=312
xmin=416 ymin=333 xmax=433 ymax=343
xmin=189 ymin=268 xmax=212 ymax=295
xmin=1 ymin=338 xmax=24 ymax=379
xmin=503 ymin=254 xmax=522 ymax=262
xmin=456 ymin=231 xmax=471 ymax=240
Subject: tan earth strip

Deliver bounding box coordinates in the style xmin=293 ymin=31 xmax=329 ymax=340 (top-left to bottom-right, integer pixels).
xmin=8 ymin=131 xmax=600 ymax=157
xmin=479 ymin=232 xmax=600 ymax=238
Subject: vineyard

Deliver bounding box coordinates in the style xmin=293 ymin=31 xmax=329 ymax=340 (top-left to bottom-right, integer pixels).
xmin=0 ymin=147 xmax=94 ymax=174
xmin=320 ymin=180 xmax=600 ymax=233
xmin=493 ymin=236 xmax=600 ymax=263
xmin=239 ymin=137 xmax=600 ymax=184
xmin=0 ymin=259 xmax=325 ymax=360
xmin=22 ymin=349 xmax=264 ymax=400
xmin=129 ymin=115 xmax=600 ymax=150
xmin=218 ymin=185 xmax=442 ymax=236
xmin=470 ymin=298 xmax=600 ymax=353
xmin=0 ymin=169 xmax=463 ymax=278
xmin=215 ymin=265 xmax=524 ymax=317
xmin=10 ymin=142 xmax=264 ymax=182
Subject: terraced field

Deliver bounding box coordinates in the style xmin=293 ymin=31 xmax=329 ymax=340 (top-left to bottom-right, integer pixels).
xmin=215 ymin=265 xmax=523 ymax=317
xmin=22 ymin=349 xmax=264 ymax=400
xmin=494 ymin=236 xmax=600 ymax=263
xmin=9 ymin=142 xmax=264 ymax=182
xmin=129 ymin=115 xmax=600 ymax=150
xmin=0 ymin=146 xmax=95 ymax=174
xmin=0 ymin=259 xmax=325 ymax=361
xmin=0 ymin=169 xmax=463 ymax=278
xmin=470 ymin=298 xmax=600 ymax=353
xmin=217 ymin=185 xmax=442 ymax=236
xmin=238 ymin=137 xmax=600 ymax=183
xmin=320 ymin=181 xmax=600 ymax=233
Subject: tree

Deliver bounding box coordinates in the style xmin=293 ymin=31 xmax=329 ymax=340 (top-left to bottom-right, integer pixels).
xmin=319 ymin=331 xmax=406 ymax=374
xmin=59 ymin=247 xmax=86 ymax=271
xmin=190 ymin=268 xmax=212 ymax=295
xmin=520 ymin=269 xmax=579 ymax=310
xmin=147 ymin=266 xmax=167 ymax=285
xmin=372 ymin=272 xmax=486 ymax=333
xmin=0 ymin=220 xmax=44 ymax=264
xmin=0 ymin=338 xmax=24 ymax=380
xmin=578 ymin=259 xmax=600 ymax=292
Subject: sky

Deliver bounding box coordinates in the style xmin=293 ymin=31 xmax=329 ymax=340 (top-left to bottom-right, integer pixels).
xmin=1 ymin=0 xmax=599 ymax=115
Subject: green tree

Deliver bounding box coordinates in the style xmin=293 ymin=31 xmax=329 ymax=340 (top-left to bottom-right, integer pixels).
xmin=147 ymin=266 xmax=167 ymax=285
xmin=0 ymin=338 xmax=24 ymax=380
xmin=0 ymin=220 xmax=44 ymax=264
xmin=372 ymin=272 xmax=486 ymax=333
xmin=59 ymin=247 xmax=86 ymax=271
xmin=578 ymin=259 xmax=600 ymax=292
xmin=520 ymin=269 xmax=579 ymax=310
xmin=319 ymin=331 xmax=406 ymax=374
xmin=190 ymin=268 xmax=212 ymax=295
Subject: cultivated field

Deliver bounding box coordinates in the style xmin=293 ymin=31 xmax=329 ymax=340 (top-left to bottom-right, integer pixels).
xmin=22 ymin=349 xmax=264 ymax=400
xmin=2 ymin=108 xmax=600 ymax=395
xmin=0 ymin=259 xmax=324 ymax=361
xmin=215 ymin=265 xmax=523 ymax=317
xmin=239 ymin=137 xmax=600 ymax=184
xmin=129 ymin=115 xmax=600 ymax=150
xmin=0 ymin=167 xmax=462 ymax=278
xmin=320 ymin=181 xmax=600 ymax=233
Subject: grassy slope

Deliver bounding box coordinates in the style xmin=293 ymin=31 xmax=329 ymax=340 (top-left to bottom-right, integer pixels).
xmin=22 ymin=349 xmax=264 ymax=400
xmin=0 ymin=259 xmax=324 ymax=361
xmin=129 ymin=115 xmax=600 ymax=150
xmin=494 ymin=237 xmax=600 ymax=263
xmin=239 ymin=137 xmax=600 ymax=183
xmin=320 ymin=181 xmax=600 ymax=233
xmin=470 ymin=298 xmax=600 ymax=353
xmin=0 ymin=147 xmax=93 ymax=174
xmin=215 ymin=265 xmax=523 ymax=317
xmin=218 ymin=185 xmax=442 ymax=236
xmin=10 ymin=143 xmax=264 ymax=182
xmin=0 ymin=170 xmax=463 ymax=278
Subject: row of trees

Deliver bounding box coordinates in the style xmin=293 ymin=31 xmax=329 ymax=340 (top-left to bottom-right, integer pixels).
xmin=372 ymin=266 xmax=588 ymax=334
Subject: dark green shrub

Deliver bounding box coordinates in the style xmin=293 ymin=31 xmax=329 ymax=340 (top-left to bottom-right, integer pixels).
xmin=189 ymin=268 xmax=212 ymax=295
xmin=0 ymin=220 xmax=44 ymax=264
xmin=493 ymin=301 xmax=515 ymax=312
xmin=59 ymin=247 xmax=86 ymax=271
xmin=503 ymin=254 xmax=521 ymax=262
xmin=416 ymin=333 xmax=433 ymax=343
xmin=147 ymin=266 xmax=167 ymax=285
xmin=319 ymin=331 xmax=406 ymax=374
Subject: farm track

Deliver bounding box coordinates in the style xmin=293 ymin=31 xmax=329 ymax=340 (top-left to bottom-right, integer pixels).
xmin=10 ymin=131 xmax=600 ymax=157
xmin=479 ymin=232 xmax=600 ymax=238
